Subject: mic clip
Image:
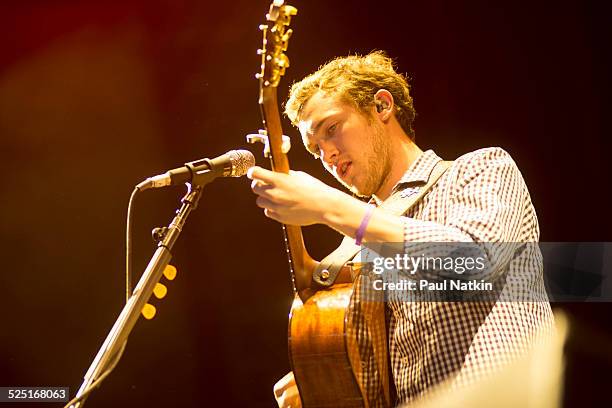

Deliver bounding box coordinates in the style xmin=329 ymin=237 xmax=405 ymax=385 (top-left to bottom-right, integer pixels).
xmin=246 ymin=129 xmax=291 ymax=158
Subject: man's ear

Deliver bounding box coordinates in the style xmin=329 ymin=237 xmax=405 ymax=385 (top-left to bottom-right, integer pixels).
xmin=374 ymin=89 xmax=394 ymax=121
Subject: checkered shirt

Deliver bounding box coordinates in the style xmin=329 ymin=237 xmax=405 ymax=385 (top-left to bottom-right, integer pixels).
xmin=352 ymin=148 xmax=555 ymax=406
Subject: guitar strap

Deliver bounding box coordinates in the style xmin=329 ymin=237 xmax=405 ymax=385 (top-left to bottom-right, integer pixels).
xmin=312 ymin=160 xmax=453 ymax=288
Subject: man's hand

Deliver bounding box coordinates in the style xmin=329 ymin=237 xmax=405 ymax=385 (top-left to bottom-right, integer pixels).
xmin=248 ymin=165 xmax=404 ymax=242
xmin=273 ymin=371 xmax=301 ymax=408
xmin=248 ymin=166 xmax=342 ymax=226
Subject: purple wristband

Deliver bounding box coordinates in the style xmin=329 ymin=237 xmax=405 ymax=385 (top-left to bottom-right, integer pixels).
xmin=355 ymin=204 xmax=375 ymax=246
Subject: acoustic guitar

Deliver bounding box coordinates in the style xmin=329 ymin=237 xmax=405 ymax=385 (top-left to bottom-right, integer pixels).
xmin=247 ymin=2 xmax=391 ymax=407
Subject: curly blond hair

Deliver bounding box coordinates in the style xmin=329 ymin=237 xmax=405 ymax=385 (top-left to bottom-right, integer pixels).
xmin=284 ymin=51 xmax=416 ymax=139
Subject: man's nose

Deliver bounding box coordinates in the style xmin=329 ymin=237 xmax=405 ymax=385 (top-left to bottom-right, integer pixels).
xmin=319 ymin=142 xmax=338 ymax=169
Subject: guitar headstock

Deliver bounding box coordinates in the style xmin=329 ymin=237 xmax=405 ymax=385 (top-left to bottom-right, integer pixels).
xmin=256 ymin=0 xmax=297 ymax=88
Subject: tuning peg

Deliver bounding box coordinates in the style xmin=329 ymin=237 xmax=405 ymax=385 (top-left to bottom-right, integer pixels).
xmin=259 ymin=24 xmax=268 ymax=31
xmin=163 ymin=265 xmax=177 ymax=281
xmin=153 ymin=283 xmax=168 ymax=299
xmin=142 ymin=303 xmax=156 ymax=320
xmin=281 ymin=29 xmax=293 ymax=51
xmin=283 ymin=5 xmax=297 ymax=17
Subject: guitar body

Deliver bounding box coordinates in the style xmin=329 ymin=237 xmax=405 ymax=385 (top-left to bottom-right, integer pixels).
xmin=289 ymin=285 xmax=364 ymax=407
xmin=290 ymin=275 xmax=390 ymax=407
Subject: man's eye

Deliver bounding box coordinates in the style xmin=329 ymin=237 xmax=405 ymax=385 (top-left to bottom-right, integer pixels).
xmin=327 ymin=123 xmax=337 ymax=135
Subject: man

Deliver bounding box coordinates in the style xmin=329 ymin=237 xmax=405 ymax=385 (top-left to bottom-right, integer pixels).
xmin=248 ymin=51 xmax=554 ymax=407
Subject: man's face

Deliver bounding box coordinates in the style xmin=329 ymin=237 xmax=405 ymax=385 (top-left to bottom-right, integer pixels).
xmin=298 ymin=91 xmax=392 ymax=197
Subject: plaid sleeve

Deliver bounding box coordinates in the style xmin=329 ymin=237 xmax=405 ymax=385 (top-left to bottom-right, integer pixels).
xmin=402 ymin=147 xmax=534 ymax=282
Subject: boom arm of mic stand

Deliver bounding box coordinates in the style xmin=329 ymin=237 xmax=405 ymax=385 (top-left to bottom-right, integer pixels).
xmin=68 ymin=183 xmax=203 ymax=408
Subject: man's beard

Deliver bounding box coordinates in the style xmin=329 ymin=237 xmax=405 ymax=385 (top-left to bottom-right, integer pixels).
xmin=343 ymin=123 xmax=393 ymax=197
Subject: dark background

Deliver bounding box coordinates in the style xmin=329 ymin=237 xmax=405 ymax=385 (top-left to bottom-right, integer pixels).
xmin=0 ymin=0 xmax=610 ymax=406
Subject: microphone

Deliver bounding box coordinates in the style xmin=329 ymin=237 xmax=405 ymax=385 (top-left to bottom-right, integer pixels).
xmin=137 ymin=149 xmax=255 ymax=191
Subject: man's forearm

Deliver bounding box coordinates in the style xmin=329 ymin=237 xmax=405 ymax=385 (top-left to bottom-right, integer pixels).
xmin=321 ymin=191 xmax=404 ymax=242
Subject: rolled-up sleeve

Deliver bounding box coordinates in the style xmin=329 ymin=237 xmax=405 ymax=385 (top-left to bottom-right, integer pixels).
xmin=402 ymin=147 xmax=534 ymax=282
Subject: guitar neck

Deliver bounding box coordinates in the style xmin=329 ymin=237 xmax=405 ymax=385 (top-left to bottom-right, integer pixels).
xmin=261 ymin=88 xmax=290 ymax=172
xmin=260 ymin=87 xmax=318 ymax=296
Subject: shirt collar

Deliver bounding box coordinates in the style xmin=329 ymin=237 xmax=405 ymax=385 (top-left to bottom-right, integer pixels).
xmin=394 ymin=149 xmax=442 ymax=186
xmin=370 ymin=149 xmax=442 ymax=205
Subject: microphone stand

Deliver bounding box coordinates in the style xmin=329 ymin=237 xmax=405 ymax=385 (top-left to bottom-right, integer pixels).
xmin=69 ymin=182 xmax=203 ymax=408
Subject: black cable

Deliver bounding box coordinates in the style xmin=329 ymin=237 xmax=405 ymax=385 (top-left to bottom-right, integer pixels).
xmin=126 ymin=187 xmax=140 ymax=303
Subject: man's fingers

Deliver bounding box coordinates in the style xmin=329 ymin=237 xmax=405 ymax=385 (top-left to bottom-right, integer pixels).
xmin=247 ymin=166 xmax=280 ymax=185
xmin=274 ymin=384 xmax=284 ymax=399
xmin=252 ymin=181 xmax=290 ymax=206
xmin=274 ymin=372 xmax=300 ymax=408
xmin=264 ymin=208 xmax=282 ymax=222
xmin=256 ymin=198 xmax=282 ymax=221
xmin=251 ymin=178 xmax=275 ymax=196
xmin=274 ymin=372 xmax=295 ymax=396
xmin=256 ymin=196 xmax=277 ymax=210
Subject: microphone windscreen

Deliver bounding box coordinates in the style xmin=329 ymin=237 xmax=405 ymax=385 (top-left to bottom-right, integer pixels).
xmin=228 ymin=150 xmax=256 ymax=177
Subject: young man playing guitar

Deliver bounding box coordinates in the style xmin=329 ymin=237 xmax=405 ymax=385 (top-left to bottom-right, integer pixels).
xmin=248 ymin=51 xmax=554 ymax=407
